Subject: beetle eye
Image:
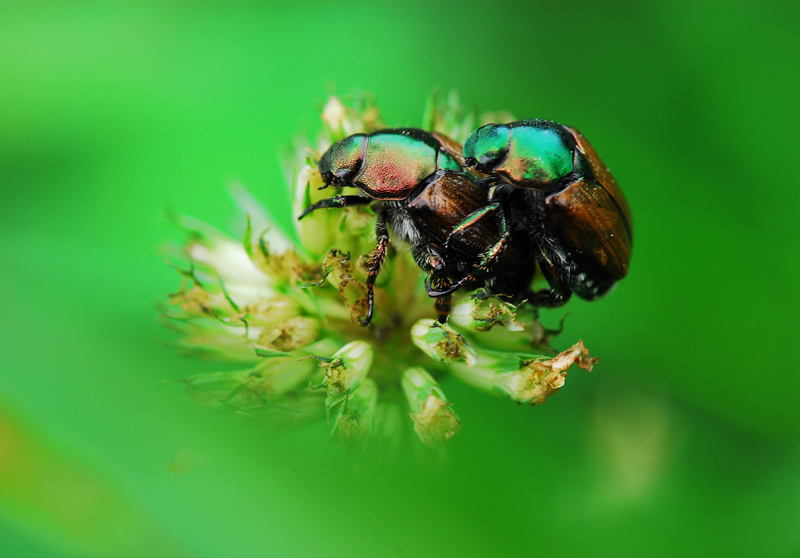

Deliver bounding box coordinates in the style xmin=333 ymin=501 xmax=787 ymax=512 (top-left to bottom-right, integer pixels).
xmin=335 ymin=168 xmax=353 ymax=183
xmin=479 ymin=154 xmax=498 ymax=170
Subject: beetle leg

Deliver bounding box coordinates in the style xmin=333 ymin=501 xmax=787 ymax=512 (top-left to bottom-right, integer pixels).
xmin=358 ymin=211 xmax=389 ymax=327
xmin=427 ymin=237 xmax=508 ymax=297
xmin=530 ymin=253 xmax=572 ymax=307
xmin=430 ymin=276 xmax=452 ymax=323
xmin=443 ymin=203 xmax=502 ymax=253
xmin=475 ymin=176 xmax=502 ymax=188
xmin=424 ymin=274 xmax=453 ymax=323
xmin=431 ymin=202 xmax=510 ymax=297
xmin=414 ymin=246 xmax=452 ymax=323
xmin=297 ymin=195 xmax=371 ymax=220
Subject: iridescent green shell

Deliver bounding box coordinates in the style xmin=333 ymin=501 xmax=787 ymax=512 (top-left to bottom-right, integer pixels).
xmin=318 ymin=134 xmax=367 ymax=179
xmin=319 ymin=129 xmax=461 ymax=200
xmin=466 ymin=119 xmax=632 ymax=289
xmin=465 ymin=120 xmax=574 ymax=190
xmin=463 ymin=124 xmax=511 ymax=164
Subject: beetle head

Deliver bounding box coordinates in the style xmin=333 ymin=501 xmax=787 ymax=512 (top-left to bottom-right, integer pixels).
xmin=463 ymin=124 xmax=511 ymax=173
xmin=318 ymin=134 xmax=368 ymax=187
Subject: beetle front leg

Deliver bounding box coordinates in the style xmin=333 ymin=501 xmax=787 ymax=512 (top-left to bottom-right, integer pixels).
xmin=297 ymin=195 xmax=372 ymax=220
xmin=358 ymin=211 xmax=389 ymax=327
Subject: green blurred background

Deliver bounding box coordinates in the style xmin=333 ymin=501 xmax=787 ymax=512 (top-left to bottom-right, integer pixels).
xmin=2 ymin=1 xmax=798 ymax=556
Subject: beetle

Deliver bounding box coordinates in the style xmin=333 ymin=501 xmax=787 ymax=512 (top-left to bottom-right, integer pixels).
xmin=298 ymin=128 xmax=533 ymax=326
xmin=459 ymin=119 xmax=632 ymax=305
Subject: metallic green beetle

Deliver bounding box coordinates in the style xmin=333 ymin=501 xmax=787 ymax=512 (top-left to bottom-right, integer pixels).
xmin=462 ymin=119 xmax=632 ymax=305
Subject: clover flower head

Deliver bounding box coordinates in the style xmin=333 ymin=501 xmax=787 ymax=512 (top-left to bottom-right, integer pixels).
xmin=162 ymin=92 xmax=597 ymax=450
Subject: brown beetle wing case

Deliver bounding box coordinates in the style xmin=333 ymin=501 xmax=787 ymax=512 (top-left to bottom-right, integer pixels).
xmin=545 ymin=177 xmax=630 ymax=282
xmin=407 ymin=173 xmax=491 ymax=251
xmin=564 ymin=126 xmax=633 ymax=241
xmin=406 ymin=172 xmax=521 ymax=269
xmin=546 ymin=128 xmax=632 ymax=283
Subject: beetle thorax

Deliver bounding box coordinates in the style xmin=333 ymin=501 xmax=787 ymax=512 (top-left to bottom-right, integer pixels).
xmin=355 ymin=134 xmax=439 ymax=200
xmin=496 ymin=127 xmax=574 ymax=190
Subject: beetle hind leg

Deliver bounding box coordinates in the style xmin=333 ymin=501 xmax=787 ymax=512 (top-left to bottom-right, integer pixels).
xmin=530 ymin=255 xmax=572 ymax=308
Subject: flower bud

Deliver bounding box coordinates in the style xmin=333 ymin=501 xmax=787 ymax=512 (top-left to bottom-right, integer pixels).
xmin=411 ymin=320 xmax=476 ymax=367
xmin=401 ymin=367 xmax=461 ymax=448
xmin=255 ymin=316 xmax=320 ymax=355
xmin=321 ymin=95 xmax=350 ymax=140
xmin=310 ymin=341 xmax=374 ymax=414
xmin=180 ymin=355 xmax=317 ymax=409
xmin=242 ymin=215 xmax=308 ymax=285
xmin=171 ymin=320 xmax=257 ymax=364
xmin=450 ymin=341 xmax=597 ymax=406
xmin=449 ymin=293 xmax=524 ymax=332
xmin=329 ymin=378 xmax=378 ymax=446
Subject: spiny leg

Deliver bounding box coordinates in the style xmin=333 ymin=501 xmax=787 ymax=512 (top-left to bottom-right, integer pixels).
xmin=416 ymin=246 xmax=452 ymax=323
xmin=359 ymin=211 xmax=389 ymax=327
xmin=444 ymin=203 xmax=501 ymax=251
xmin=430 ymin=275 xmax=452 ymax=324
xmin=297 ymin=195 xmax=372 ymax=220
xmin=429 ymin=202 xmax=510 ymax=297
xmin=529 ymin=252 xmax=572 ymax=308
